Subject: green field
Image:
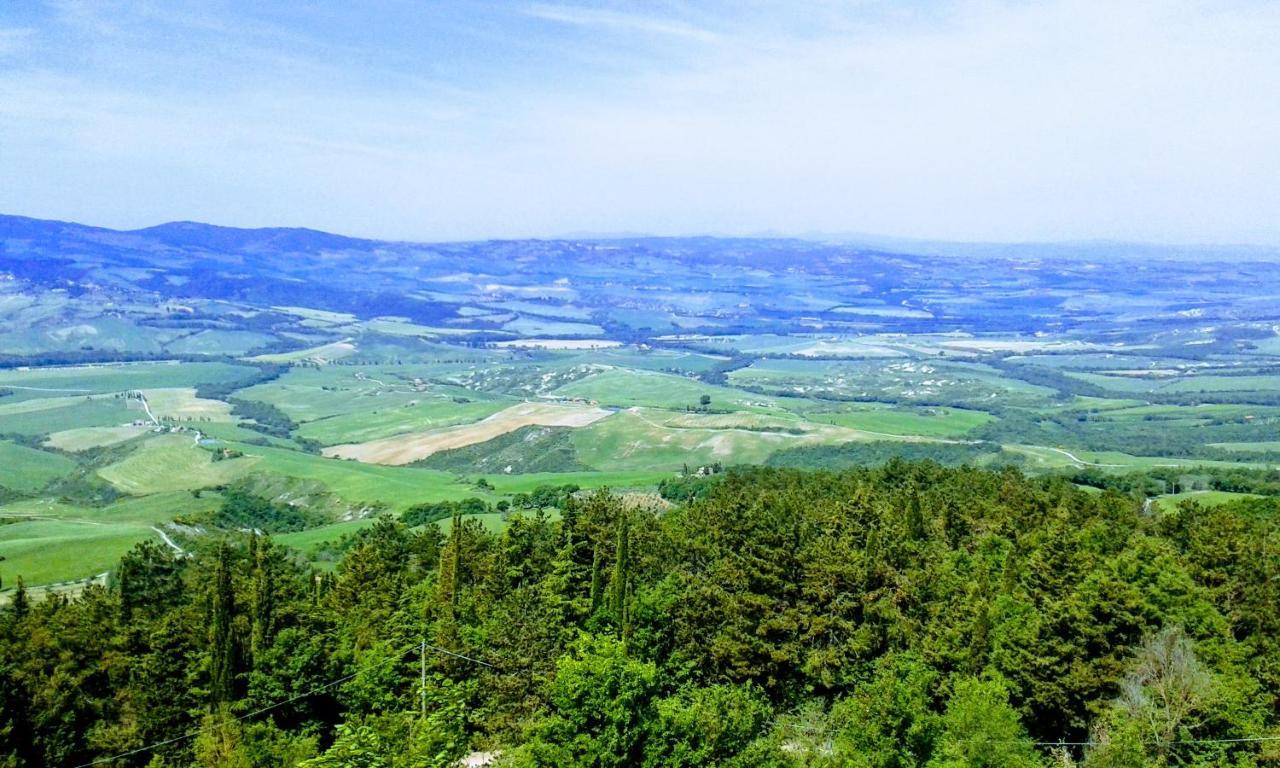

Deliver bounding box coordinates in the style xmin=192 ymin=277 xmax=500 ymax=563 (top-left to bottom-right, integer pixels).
xmin=97 ymin=434 xmax=254 ymax=494
xmin=0 ymin=395 xmax=134 ymax=434
xmin=216 ymin=441 xmax=488 ymax=510
xmin=0 ymin=361 xmax=254 ymax=397
xmin=1004 ymin=444 xmax=1265 ymax=472
xmin=0 ymin=441 xmax=77 ymax=491
xmin=1153 ymin=490 xmax=1262 ymax=511
xmin=572 ymin=408 xmax=851 ymax=471
xmin=1209 ymin=441 xmax=1280 ymax=452
xmin=165 ymin=329 xmax=276 ymax=355
xmin=815 ymin=406 xmax=992 ymax=437
xmin=479 ymin=468 xmax=678 ymax=494
xmin=273 ymin=517 xmax=380 ymax=554
xmin=3 ymin=331 xmax=1279 ymax=592
xmin=297 ymin=396 xmax=511 ymax=445
xmin=555 ymin=368 xmax=784 ymax=412
xmin=0 ymin=493 xmax=220 ymax=586
xmin=44 ymin=425 xmax=150 ymax=451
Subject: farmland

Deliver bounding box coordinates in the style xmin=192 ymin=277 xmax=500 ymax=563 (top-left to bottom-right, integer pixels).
xmin=1 ymin=216 xmax=1279 ymax=592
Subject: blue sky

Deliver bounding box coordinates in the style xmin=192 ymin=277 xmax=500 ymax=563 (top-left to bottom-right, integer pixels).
xmin=1 ymin=1 xmax=1278 ymax=243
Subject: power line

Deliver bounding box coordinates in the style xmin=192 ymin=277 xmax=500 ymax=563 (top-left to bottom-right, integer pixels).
xmin=423 ymin=640 xmax=498 ymax=669
xmin=1029 ymin=735 xmax=1280 ymax=749
xmin=72 ymin=639 xmax=497 ymax=768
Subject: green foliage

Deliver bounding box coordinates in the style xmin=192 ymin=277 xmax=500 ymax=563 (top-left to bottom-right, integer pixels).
xmin=402 ymin=498 xmax=490 ymax=527
xmin=1084 ymin=626 xmax=1269 ymax=768
xmin=302 ymin=682 xmax=470 ymax=768
xmin=766 ymin=439 xmax=1004 ymax=469
xmin=215 ymin=488 xmax=326 ymax=533
xmin=513 ymin=634 xmax=658 ymax=768
xmin=2 ymin=463 xmax=1279 ymax=767
xmin=926 ymin=676 xmax=1042 ymax=768
xmin=656 ymin=474 xmax=721 ymax=503
xmin=209 ymin=542 xmax=238 ymax=705
xmin=643 ymin=683 xmax=771 ymax=768
xmin=830 ymin=652 xmax=941 ymax=767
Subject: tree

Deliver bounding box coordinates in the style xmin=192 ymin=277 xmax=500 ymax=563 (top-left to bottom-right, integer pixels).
xmin=300 ymin=722 xmax=392 ymax=768
xmin=831 ymin=652 xmax=940 ymax=768
xmin=589 ymin=543 xmax=605 ymax=614
xmin=118 ymin=540 xmax=185 ymax=623
xmin=513 ymin=634 xmax=658 ymax=768
xmin=250 ymin=536 xmax=276 ymax=668
xmin=8 ymin=577 xmax=27 ymax=622
xmin=446 ymin=508 xmax=463 ymax=609
xmin=1115 ymin=627 xmax=1213 ymax=747
xmin=209 ymin=542 xmax=238 ymax=706
xmin=643 ymin=683 xmax=771 ymax=768
xmin=610 ymin=513 xmax=631 ymax=642
xmin=1083 ymin=626 xmax=1264 ymax=768
xmin=926 ymin=676 xmax=1042 ymax=768
xmin=192 ymin=710 xmax=253 ymax=768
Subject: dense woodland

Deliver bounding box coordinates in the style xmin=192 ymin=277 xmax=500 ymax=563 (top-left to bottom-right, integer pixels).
xmin=2 ymin=462 xmax=1279 ymax=767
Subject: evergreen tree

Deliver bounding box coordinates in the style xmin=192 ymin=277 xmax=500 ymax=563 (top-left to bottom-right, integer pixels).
xmin=250 ymin=536 xmax=275 ymax=668
xmin=448 ymin=507 xmax=463 ymax=609
xmin=589 ymin=543 xmax=604 ymax=614
xmin=8 ymin=577 xmax=27 ymax=622
xmin=209 ymin=542 xmax=237 ymax=705
xmin=610 ymin=512 xmax=631 ymax=642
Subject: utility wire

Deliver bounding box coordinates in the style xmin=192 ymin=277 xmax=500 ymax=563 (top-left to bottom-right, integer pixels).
xmin=767 ymin=724 xmax=1280 ymax=750
xmin=72 ymin=639 xmax=497 ymax=768
xmin=68 ymin=636 xmax=1280 ymax=767
xmin=423 ymin=640 xmax=498 ymax=669
xmin=1031 ymin=735 xmax=1280 ymax=748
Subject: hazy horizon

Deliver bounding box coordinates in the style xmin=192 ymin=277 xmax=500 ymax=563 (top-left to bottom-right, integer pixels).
xmin=2 ymin=1 xmax=1278 ymax=245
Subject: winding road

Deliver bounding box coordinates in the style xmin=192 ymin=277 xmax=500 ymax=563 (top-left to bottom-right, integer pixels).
xmin=151 ymin=526 xmax=187 ymax=556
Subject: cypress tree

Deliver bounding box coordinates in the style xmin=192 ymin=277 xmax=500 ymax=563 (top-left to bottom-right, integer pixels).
xmin=447 ymin=507 xmax=463 ymax=608
xmin=209 ymin=542 xmax=236 ymax=705
xmin=589 ymin=542 xmax=604 ymax=613
xmin=250 ymin=536 xmax=274 ymax=667
xmin=610 ymin=512 xmax=632 ymax=641
xmin=907 ymin=490 xmax=926 ymax=541
xmin=10 ymin=576 xmax=27 ymax=621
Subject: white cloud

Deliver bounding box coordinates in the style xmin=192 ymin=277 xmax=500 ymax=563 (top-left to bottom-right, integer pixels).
xmin=523 ymin=3 xmax=722 ymax=43
xmin=1 ymin=0 xmax=1278 ymax=243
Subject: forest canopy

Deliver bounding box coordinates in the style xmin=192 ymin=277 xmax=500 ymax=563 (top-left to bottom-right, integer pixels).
xmin=2 ymin=462 xmax=1278 ymax=767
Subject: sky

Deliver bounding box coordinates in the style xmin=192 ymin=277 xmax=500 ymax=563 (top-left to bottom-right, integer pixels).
xmin=0 ymin=0 xmax=1278 ymax=244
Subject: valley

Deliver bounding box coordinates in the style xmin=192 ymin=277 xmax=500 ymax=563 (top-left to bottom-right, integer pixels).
xmin=1 ymin=215 xmax=1279 ymax=593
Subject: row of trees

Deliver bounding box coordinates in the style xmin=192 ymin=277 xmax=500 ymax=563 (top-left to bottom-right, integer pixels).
xmin=1 ymin=461 xmax=1277 ymax=766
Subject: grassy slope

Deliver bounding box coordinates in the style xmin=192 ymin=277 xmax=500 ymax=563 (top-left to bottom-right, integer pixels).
xmin=1153 ymin=490 xmax=1262 ymax=511
xmin=97 ymin=435 xmax=256 ymax=494
xmin=297 ymin=398 xmax=511 ymax=445
xmin=0 ymin=441 xmax=77 ymax=491
xmin=554 ymin=368 xmax=784 ymax=412
xmin=218 ymin=441 xmax=486 ymax=509
xmin=0 ymin=493 xmax=220 ymax=586
xmin=816 ymin=406 xmax=992 ymax=437
xmin=44 ymin=425 xmax=150 ymax=451
xmin=0 ymin=397 xmax=134 ymax=434
xmin=0 ymin=361 xmax=254 ymax=397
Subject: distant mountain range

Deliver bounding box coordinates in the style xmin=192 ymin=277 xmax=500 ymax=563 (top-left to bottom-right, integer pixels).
xmin=3 ymin=212 xmax=1279 ymax=350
